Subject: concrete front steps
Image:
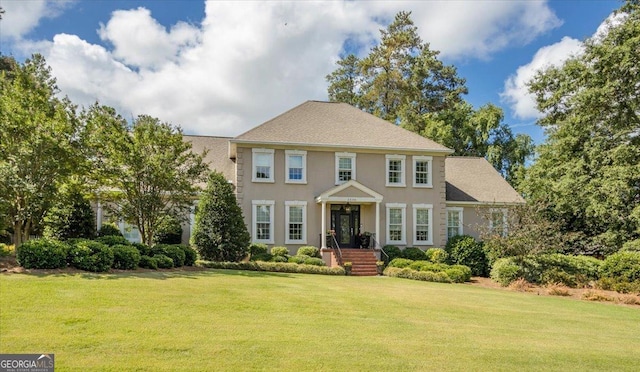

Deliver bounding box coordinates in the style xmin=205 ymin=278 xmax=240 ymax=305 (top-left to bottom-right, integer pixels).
xmin=340 ymin=249 xmax=378 ymax=276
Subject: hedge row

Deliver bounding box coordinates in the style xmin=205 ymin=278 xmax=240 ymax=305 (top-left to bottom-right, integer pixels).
xmin=386 ymin=258 xmax=472 ymax=283
xmin=250 ymin=245 xmax=325 ymax=266
xmin=197 ymin=260 xmax=345 ymax=275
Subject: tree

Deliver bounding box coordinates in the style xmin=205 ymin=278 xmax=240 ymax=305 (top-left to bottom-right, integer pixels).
xmin=153 ymin=215 xmax=183 ymax=245
xmin=43 ymin=180 xmax=96 ymax=240
xmin=191 ymin=171 xmax=250 ymax=262
xmin=523 ymin=0 xmax=640 ymax=254
xmin=87 ymin=105 xmax=208 ymax=246
xmin=0 ymin=54 xmax=81 ymax=246
xmin=326 ymin=11 xmax=532 ymax=185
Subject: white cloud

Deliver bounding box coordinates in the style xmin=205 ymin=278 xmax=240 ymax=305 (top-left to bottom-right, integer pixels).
xmin=0 ymin=0 xmax=74 ymax=40
xmin=12 ymin=0 xmax=561 ymax=136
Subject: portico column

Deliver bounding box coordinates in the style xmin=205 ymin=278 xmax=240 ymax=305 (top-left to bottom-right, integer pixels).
xmin=375 ymin=201 xmax=380 ymax=249
xmin=321 ymin=201 xmax=327 ymax=248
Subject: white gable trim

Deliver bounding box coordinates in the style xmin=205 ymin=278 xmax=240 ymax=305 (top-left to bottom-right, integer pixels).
xmin=315 ymin=179 xmax=383 ymax=204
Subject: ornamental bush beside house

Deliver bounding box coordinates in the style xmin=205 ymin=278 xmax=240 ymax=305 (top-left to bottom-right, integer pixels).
xmin=271 ymin=247 xmax=289 ymax=257
xmin=68 ymin=240 xmax=114 ymax=272
xmin=97 ymin=223 xmax=123 ymax=237
xmin=402 ymin=247 xmax=426 ymax=261
xmin=152 ymin=244 xmax=186 ymax=267
xmin=16 ymin=238 xmax=68 ymax=269
xmin=445 ymin=235 xmax=489 ymax=277
xmin=96 ymin=235 xmax=129 ymax=247
xmin=152 ymin=215 xmax=183 ymax=245
xmin=297 ymin=246 xmax=320 ymax=258
xmin=111 ymin=244 xmax=141 ymax=270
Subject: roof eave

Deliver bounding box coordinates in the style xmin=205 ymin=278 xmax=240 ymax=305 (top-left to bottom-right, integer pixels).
xmin=228 ymin=139 xmax=454 ymax=155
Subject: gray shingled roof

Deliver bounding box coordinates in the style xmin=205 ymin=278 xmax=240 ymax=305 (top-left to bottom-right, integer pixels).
xmin=445 ymin=157 xmax=525 ymax=204
xmin=231 ymin=100 xmax=452 ymax=153
xmin=184 ymin=135 xmax=235 ymax=186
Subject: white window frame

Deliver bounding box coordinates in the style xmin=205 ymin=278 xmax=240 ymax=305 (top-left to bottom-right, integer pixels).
xmin=412 ymin=204 xmax=433 ymax=246
xmin=446 ymin=207 xmax=464 ymax=240
xmin=285 ymin=201 xmax=307 ymax=244
xmin=386 ymin=203 xmax=406 ymax=245
xmin=489 ymin=208 xmax=508 ymax=237
xmin=119 ymin=221 xmax=141 ymax=243
xmin=413 ymin=156 xmax=433 ymax=188
xmin=335 ymin=152 xmax=356 ymax=185
xmin=252 ymin=148 xmax=275 ymax=183
xmin=385 ymin=155 xmax=406 ymax=187
xmin=252 ymin=200 xmax=275 ymax=244
xmin=285 ymin=150 xmax=307 ymax=184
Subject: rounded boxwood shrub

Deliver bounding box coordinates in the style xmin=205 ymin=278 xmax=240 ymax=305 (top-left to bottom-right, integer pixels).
xmin=425 ymin=248 xmax=448 ymax=264
xmin=388 ymin=258 xmax=413 ymax=268
xmin=250 ymin=243 xmax=268 ymax=257
xmin=382 ymin=245 xmax=402 ymax=261
xmin=402 ymin=247 xmax=426 ymax=261
xmin=96 ymin=235 xmax=130 ymax=247
xmin=152 ymin=244 xmax=186 ymax=267
xmin=304 ymin=257 xmax=326 ymax=266
xmin=97 ymin=223 xmax=123 ymax=237
xmin=600 ymin=251 xmax=640 ymax=282
xmin=111 ymin=244 xmax=141 ymax=270
xmin=250 ymin=252 xmax=272 ymax=262
xmin=68 ymin=240 xmax=114 ymax=272
xmin=621 ymin=239 xmax=640 ymax=252
xmin=271 ymin=246 xmax=289 ymax=257
xmin=139 ymin=255 xmax=158 ymax=269
xmin=490 ymin=258 xmax=521 ymax=286
xmin=153 ymin=254 xmax=174 ymax=269
xmin=445 ymin=235 xmax=489 ymax=277
xmin=16 ymin=238 xmax=68 ymax=269
xmin=180 ymin=245 xmax=198 ymax=266
xmin=288 ymin=255 xmax=309 ymax=264
xmin=297 ymin=246 xmax=320 ymax=258
xmin=271 ymin=255 xmax=288 ymax=263
xmin=446 ymin=265 xmax=472 ymax=283
xmin=131 ymin=242 xmax=151 ymax=256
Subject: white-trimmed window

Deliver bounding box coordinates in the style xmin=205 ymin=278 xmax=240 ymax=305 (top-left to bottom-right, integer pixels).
xmin=446 ymin=207 xmax=464 ymax=239
xmin=413 ymin=204 xmax=433 ymax=245
xmin=119 ymin=221 xmax=141 ymax=243
xmin=252 ymin=148 xmax=274 ymax=182
xmin=413 ymin=156 xmax=433 ymax=188
xmin=335 ymin=152 xmax=356 ymax=184
xmin=490 ymin=208 xmax=508 ymax=237
xmin=285 ymin=150 xmax=307 ymax=184
xmin=252 ymin=200 xmax=275 ymax=243
xmin=386 ymin=203 xmax=406 ymax=245
xmin=386 ymin=155 xmax=406 ymax=187
xmin=285 ymin=201 xmax=307 ymax=244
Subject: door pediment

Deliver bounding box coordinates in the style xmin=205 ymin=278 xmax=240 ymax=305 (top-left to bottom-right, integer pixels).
xmin=315 ymin=180 xmax=383 ymax=204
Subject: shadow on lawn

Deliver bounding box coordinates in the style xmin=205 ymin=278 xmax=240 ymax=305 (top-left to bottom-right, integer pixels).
xmin=26 ymin=267 xmax=298 ymax=280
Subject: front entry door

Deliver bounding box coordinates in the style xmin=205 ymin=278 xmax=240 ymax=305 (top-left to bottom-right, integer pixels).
xmin=331 ymin=205 xmax=360 ymax=248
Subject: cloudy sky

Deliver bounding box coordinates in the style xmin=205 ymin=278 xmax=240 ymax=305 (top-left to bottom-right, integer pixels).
xmin=0 ymin=0 xmax=620 ymax=144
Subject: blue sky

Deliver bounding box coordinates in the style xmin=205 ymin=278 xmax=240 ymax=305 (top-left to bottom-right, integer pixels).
xmin=0 ymin=0 xmax=621 ymax=145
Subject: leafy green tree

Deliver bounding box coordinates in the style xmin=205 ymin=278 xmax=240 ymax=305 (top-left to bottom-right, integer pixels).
xmin=153 ymin=215 xmax=183 ymax=245
xmin=43 ymin=180 xmax=96 ymax=240
xmin=523 ymin=0 xmax=640 ymax=254
xmin=86 ymin=105 xmax=208 ymax=246
xmin=326 ymin=11 xmax=532 ymax=185
xmin=191 ymin=171 xmax=250 ymax=262
xmin=0 ymin=54 xmax=81 ymax=246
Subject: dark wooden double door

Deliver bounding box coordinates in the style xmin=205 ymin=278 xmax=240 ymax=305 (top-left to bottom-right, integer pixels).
xmin=330 ymin=205 xmax=360 ymax=248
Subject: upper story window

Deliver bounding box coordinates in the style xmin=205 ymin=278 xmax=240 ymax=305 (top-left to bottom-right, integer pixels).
xmin=413 ymin=156 xmax=433 ymax=188
xmin=252 ymin=148 xmax=274 ymax=183
xmin=446 ymin=207 xmax=464 ymax=239
xmin=386 ymin=155 xmax=406 ymax=187
xmin=285 ymin=150 xmax=307 ymax=184
xmin=335 ymin=152 xmax=356 ymax=184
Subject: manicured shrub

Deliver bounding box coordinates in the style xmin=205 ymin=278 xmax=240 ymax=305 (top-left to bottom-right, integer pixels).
xmin=383 ymin=267 xmax=452 ymax=283
xmin=490 ymin=258 xmax=521 ymax=286
xmin=402 ymin=247 xmax=426 ymax=261
xmin=425 ymin=248 xmax=448 ymax=263
xmin=600 ymin=251 xmax=640 ymax=283
xmin=446 ymin=265 xmax=472 ymax=283
xmin=96 ymin=235 xmax=130 ymax=247
xmin=131 ymin=242 xmax=151 ymax=256
xmin=152 ymin=244 xmax=186 ymax=267
xmin=250 ymin=253 xmax=273 ymax=262
xmin=139 ymin=255 xmax=158 ymax=269
xmin=288 ymin=255 xmax=309 ymax=264
xmin=180 ymin=245 xmax=198 ymax=266
xmin=271 ymin=246 xmax=289 ymax=257
xmin=16 ymin=238 xmax=68 ymax=269
xmin=409 ymin=260 xmax=448 ymax=272
xmin=271 ymin=255 xmax=288 ymax=263
xmin=297 ymin=246 xmax=320 ymax=258
xmin=68 ymin=240 xmax=114 ymax=272
xmin=98 ymin=223 xmax=123 ymax=237
xmin=303 ymin=257 xmax=325 ymax=266
xmin=621 ymin=239 xmax=640 ymax=252
xmin=153 ymin=254 xmax=174 ymax=269
xmin=153 ymin=215 xmax=183 ymax=245
xmin=197 ymin=260 xmax=345 ymax=275
xmin=534 ymin=254 xmax=601 ymax=286
xmin=382 ymin=245 xmax=402 ymax=261
xmin=249 ymin=243 xmax=268 ymax=257
xmin=111 ymin=244 xmax=141 ymax=270
xmin=445 ymin=235 xmax=489 ymax=277
xmin=388 ymin=258 xmax=413 ymax=268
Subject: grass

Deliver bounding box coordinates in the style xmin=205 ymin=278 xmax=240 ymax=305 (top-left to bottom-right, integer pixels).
xmin=1 ymin=270 xmax=639 ymax=371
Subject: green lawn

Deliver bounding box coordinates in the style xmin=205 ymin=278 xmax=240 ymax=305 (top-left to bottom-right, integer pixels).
xmin=1 ymin=270 xmax=639 ymax=371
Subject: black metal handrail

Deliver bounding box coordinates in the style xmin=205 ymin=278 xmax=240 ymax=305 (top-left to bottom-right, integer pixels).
xmin=330 ymin=234 xmax=343 ymax=266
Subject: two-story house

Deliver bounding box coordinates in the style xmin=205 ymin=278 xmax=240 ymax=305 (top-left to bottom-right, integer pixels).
xmin=179 ymin=100 xmax=524 ymax=266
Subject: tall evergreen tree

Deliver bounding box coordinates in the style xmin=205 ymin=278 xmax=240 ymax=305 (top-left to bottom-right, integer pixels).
xmin=43 ymin=180 xmax=96 ymax=240
xmin=191 ymin=171 xmax=250 ymax=262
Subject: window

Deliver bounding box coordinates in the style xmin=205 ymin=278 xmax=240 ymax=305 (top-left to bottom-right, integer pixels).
xmin=413 ymin=156 xmax=433 ymax=188
xmin=119 ymin=221 xmax=141 ymax=243
xmin=335 ymin=152 xmax=356 ymax=184
xmin=285 ymin=150 xmax=307 ymax=184
xmin=252 ymin=200 xmax=275 ymax=243
xmin=285 ymin=201 xmax=307 ymax=244
xmin=252 ymin=148 xmax=274 ymax=182
xmin=446 ymin=207 xmax=464 ymax=239
xmin=386 ymin=155 xmax=406 ymax=187
xmin=490 ymin=209 xmax=507 ymax=237
xmin=386 ymin=203 xmax=406 ymax=244
xmin=413 ymin=204 xmax=433 ymax=245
